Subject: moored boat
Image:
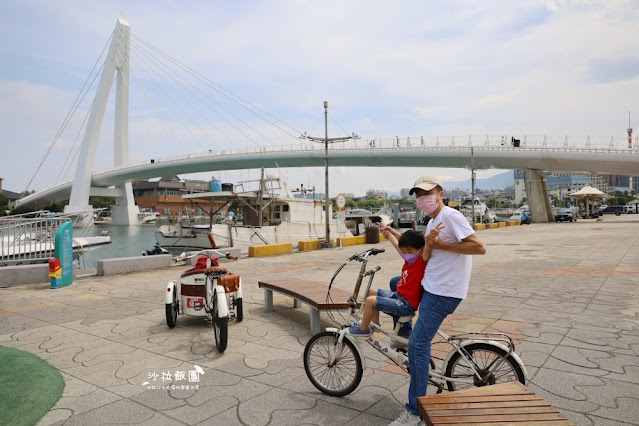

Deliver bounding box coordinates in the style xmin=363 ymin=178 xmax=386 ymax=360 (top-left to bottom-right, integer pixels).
xmin=155 ymin=174 xmax=352 ymax=253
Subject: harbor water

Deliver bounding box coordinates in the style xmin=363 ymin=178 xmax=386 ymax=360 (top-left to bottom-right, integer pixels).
xmin=77 ymin=225 xmax=169 ymax=269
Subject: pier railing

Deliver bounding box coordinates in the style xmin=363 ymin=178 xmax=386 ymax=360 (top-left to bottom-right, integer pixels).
xmin=0 ymin=217 xmax=72 ymax=266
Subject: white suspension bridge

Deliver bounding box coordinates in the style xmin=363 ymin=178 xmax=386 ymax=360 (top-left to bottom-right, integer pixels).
xmin=15 ymin=19 xmax=639 ymax=224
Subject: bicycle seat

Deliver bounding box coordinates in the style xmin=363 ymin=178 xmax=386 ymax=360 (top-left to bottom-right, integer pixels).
xmin=181 ymin=266 xmax=228 ymax=278
xmin=397 ymin=314 xmax=415 ymax=324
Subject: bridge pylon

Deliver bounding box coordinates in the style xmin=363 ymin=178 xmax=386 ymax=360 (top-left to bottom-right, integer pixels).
xmin=64 ymin=18 xmax=140 ymax=225
xmin=524 ymin=169 xmax=554 ymax=223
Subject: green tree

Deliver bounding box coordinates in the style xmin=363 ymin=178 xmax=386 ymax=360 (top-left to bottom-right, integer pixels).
xmin=88 ymin=197 xmax=115 ymax=209
xmin=0 ymin=193 xmax=8 ymax=215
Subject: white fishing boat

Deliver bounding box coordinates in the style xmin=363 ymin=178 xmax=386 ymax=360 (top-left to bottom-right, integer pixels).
xmin=138 ymin=209 xmax=159 ymax=224
xmin=155 ymin=174 xmax=352 ymax=253
xmin=343 ymin=209 xmax=392 ymax=236
xmin=458 ymin=197 xmax=496 ymax=222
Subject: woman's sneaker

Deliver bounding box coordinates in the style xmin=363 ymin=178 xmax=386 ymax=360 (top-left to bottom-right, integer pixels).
xmin=345 ymin=325 xmax=370 ymax=337
xmin=389 ymin=409 xmax=422 ymax=425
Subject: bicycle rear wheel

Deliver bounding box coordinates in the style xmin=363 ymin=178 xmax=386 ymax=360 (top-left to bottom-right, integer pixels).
xmin=303 ymin=331 xmax=363 ymax=397
xmin=445 ymin=343 xmax=525 ymax=391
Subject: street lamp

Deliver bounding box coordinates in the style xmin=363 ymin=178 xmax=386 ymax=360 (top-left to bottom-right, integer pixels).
xmin=300 ymin=101 xmax=360 ymax=248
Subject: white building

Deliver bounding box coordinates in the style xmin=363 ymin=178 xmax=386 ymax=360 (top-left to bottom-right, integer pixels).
xmin=366 ymin=189 xmax=387 ymax=199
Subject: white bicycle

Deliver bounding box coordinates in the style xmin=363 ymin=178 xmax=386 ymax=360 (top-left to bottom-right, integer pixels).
xmin=303 ymin=248 xmax=527 ymax=396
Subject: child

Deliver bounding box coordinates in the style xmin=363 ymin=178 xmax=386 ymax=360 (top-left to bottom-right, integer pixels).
xmin=346 ymin=229 xmax=430 ymax=338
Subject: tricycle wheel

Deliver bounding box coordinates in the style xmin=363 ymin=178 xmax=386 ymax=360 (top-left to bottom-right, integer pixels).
xmin=235 ymin=298 xmax=243 ymax=322
xmin=213 ymin=296 xmax=228 ymax=352
xmin=166 ymin=285 xmax=178 ymax=328
xmin=214 ymin=316 xmax=228 ymax=352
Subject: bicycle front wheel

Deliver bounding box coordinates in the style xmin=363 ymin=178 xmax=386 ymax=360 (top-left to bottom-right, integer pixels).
xmin=303 ymin=331 xmax=363 ymax=397
xmin=445 ymin=343 xmax=525 ymax=391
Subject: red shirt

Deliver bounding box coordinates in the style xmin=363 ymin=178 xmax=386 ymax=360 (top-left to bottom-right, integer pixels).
xmin=396 ymin=257 xmax=427 ymax=310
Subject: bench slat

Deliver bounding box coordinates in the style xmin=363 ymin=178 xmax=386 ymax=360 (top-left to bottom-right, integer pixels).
xmin=427 ymin=413 xmax=573 ymax=424
xmin=422 ymin=400 xmax=550 ymax=410
xmin=423 ymin=381 xmax=532 ymax=397
xmin=424 ymin=394 xmax=543 ymax=404
xmin=459 ymin=422 xmax=573 ymax=426
xmin=427 ymin=405 xmax=560 ymax=416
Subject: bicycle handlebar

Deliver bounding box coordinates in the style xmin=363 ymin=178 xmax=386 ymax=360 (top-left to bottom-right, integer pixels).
xmin=347 ymin=247 xmax=385 ymax=262
xmin=184 ymin=249 xmax=237 ymax=261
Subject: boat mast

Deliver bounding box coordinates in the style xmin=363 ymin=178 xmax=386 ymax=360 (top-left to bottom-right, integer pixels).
xmin=258 ymin=168 xmax=265 ymax=226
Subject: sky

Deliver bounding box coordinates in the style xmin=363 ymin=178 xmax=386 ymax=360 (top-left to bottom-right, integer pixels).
xmin=1 ymin=0 xmax=638 ymax=197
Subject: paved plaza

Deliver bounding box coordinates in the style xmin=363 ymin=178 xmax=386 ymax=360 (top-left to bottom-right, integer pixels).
xmin=1 ymin=216 xmax=639 ymax=425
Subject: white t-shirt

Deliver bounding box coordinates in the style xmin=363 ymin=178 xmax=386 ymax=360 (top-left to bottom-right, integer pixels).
xmin=423 ymin=206 xmax=475 ymax=299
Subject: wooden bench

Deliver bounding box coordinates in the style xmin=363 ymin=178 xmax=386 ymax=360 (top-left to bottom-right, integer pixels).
xmin=418 ymin=382 xmax=575 ymax=425
xmin=258 ymin=279 xmax=358 ymax=334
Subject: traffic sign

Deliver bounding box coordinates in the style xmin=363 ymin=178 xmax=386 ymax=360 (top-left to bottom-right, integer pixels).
xmin=336 ymin=210 xmax=346 ymax=234
xmin=336 ymin=193 xmax=347 ymax=209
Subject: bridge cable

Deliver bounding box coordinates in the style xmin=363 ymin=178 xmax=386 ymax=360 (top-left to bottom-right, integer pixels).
xmin=130 ymin=33 xmax=308 ymax=147
xmin=61 ymin=74 xmax=120 ymax=182
xmin=124 ymin=49 xmax=208 ymax=152
xmin=116 ymin=50 xmax=188 ymax=153
xmin=130 ymin=41 xmax=233 ymax=150
xmin=57 ymin=102 xmax=92 ymax=183
xmin=24 ymin=35 xmax=112 ymax=192
xmin=131 ymin=33 xmax=302 ymax=140
xmin=132 ymin=39 xmax=271 ymax=150
xmin=131 ymin=41 xmax=232 ymax=150
xmin=131 ymin=36 xmax=267 ymax=149
xmin=131 ymin=38 xmax=262 ymax=149
xmin=327 ymin=111 xmax=358 ymax=146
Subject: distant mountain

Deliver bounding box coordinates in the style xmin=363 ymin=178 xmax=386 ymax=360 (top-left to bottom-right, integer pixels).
xmin=442 ymin=171 xmax=514 ymax=191
xmin=384 ymin=171 xmax=515 ymax=197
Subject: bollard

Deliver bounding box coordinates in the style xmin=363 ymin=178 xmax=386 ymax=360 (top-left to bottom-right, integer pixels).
xmin=48 ymin=258 xmax=62 ymax=289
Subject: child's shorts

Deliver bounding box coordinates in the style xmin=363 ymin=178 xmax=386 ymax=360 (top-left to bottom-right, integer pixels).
xmin=375 ymin=289 xmax=416 ymax=318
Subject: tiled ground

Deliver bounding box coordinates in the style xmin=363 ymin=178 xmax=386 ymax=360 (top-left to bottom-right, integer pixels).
xmin=1 ymin=215 xmax=639 ymax=425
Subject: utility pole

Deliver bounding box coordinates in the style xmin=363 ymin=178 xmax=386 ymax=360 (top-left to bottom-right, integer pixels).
xmin=300 ymin=101 xmax=359 ymax=248
xmin=471 ymin=168 xmax=476 ymax=228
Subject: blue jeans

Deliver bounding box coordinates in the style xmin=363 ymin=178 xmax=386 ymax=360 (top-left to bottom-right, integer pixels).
xmin=406 ymin=291 xmax=461 ymax=415
xmin=389 ymin=276 xmax=414 ymax=336
xmin=375 ymin=289 xmax=415 ymax=318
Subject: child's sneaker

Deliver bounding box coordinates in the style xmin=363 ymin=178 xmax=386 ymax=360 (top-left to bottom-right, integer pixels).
xmin=345 ymin=325 xmax=370 ymax=337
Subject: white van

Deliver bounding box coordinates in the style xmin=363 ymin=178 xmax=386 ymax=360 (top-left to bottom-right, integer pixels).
xmin=624 ymin=204 xmax=638 ymax=214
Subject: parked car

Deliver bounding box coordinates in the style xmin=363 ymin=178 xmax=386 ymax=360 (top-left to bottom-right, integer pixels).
xmin=624 ymin=204 xmax=639 ymax=214
xmin=600 ymin=205 xmax=624 ymax=216
xmin=555 ymin=208 xmax=578 ymax=222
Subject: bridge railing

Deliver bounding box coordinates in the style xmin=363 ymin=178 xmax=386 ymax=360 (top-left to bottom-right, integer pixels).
xmin=92 ymin=134 xmax=639 ymax=177
xmin=0 ymin=217 xmax=72 ymax=266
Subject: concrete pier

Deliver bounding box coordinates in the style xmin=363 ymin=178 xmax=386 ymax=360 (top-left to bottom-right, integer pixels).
xmin=1 ymin=215 xmax=639 ymax=425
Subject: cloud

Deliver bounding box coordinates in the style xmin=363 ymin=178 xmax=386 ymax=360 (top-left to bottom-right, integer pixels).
xmin=1 ymin=0 xmax=638 ymax=195
xmin=588 ymin=59 xmax=639 ymax=84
